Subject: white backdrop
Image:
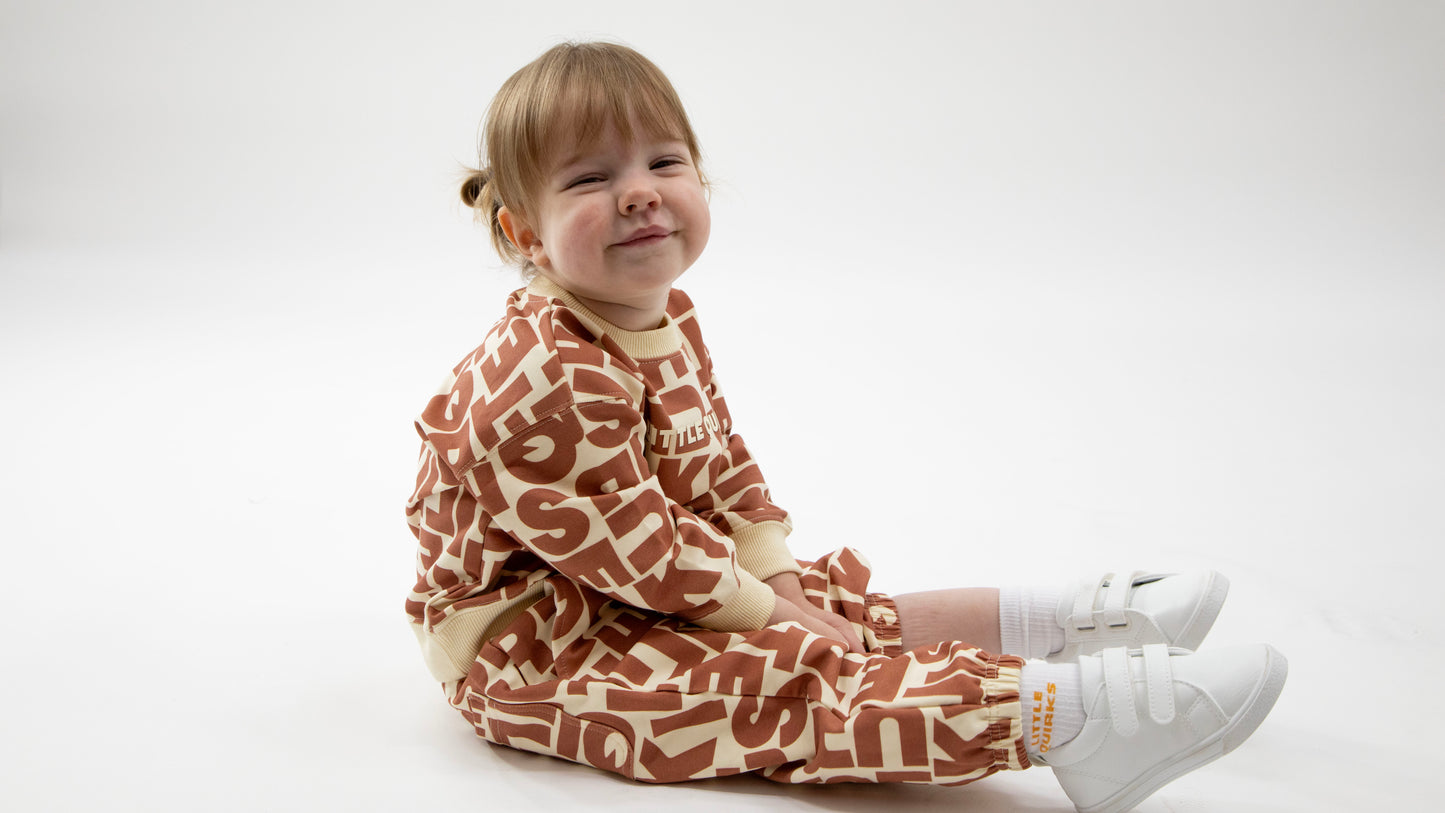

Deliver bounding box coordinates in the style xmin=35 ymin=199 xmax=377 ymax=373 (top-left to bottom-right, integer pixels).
xmin=2 ymin=1 xmax=1441 ymax=810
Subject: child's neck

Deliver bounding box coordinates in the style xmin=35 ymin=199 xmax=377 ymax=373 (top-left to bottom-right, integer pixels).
xmin=569 ymin=289 xmax=670 ymax=332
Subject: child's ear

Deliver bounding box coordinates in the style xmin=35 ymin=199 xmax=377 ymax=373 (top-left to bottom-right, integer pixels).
xmin=498 ymin=207 xmax=548 ymax=268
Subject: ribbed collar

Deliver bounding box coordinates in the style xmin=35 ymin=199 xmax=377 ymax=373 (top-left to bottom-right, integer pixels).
xmin=527 ymin=276 xmax=685 ymax=360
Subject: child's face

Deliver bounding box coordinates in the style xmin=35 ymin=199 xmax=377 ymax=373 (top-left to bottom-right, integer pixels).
xmin=506 ymin=118 xmax=710 ymax=322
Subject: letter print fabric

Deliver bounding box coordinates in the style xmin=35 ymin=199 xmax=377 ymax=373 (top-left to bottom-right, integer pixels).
xmin=407 ymin=281 xmax=793 ymax=661
xmin=407 ymin=284 xmax=1028 ymax=782
xmin=457 ymin=548 xmax=1029 ymax=784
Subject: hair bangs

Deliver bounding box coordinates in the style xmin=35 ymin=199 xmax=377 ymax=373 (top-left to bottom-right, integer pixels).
xmin=540 ymin=48 xmax=697 ymax=167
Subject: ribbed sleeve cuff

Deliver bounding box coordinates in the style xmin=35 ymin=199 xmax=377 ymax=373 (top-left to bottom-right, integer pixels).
xmin=731 ymin=522 xmax=802 ymax=581
xmin=696 ymin=571 xmax=776 ymax=632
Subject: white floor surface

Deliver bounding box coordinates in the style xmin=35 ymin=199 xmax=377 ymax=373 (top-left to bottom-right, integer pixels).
xmin=3 ymin=2 xmax=1442 ymax=810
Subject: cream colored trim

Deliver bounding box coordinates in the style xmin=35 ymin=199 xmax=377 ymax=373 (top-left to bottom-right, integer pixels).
xmin=412 ymin=579 xmax=550 ymax=682
xmin=732 ymin=521 xmax=802 ymax=581
xmin=696 ymin=571 xmax=776 ymax=632
xmin=527 ymin=276 xmax=685 ymax=360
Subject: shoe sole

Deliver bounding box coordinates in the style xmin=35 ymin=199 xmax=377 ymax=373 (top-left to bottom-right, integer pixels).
xmin=1076 ymin=644 xmax=1289 ymax=813
xmin=1173 ymin=571 xmax=1230 ymax=652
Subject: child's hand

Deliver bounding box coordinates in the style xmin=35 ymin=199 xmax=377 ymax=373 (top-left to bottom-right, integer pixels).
xmin=763 ymin=573 xmax=865 ymax=654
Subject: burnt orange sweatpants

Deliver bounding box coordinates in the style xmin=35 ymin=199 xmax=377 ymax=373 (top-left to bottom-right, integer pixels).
xmin=452 ymin=547 xmax=1030 ymax=783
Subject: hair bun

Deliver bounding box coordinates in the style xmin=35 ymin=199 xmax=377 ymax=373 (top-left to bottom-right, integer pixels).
xmin=461 ymin=168 xmax=492 ymax=209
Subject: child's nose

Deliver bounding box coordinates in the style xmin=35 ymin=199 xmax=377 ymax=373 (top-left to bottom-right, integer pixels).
xmin=619 ymin=178 xmax=661 ymax=214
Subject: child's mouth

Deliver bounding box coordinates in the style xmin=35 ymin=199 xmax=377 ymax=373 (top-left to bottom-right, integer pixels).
xmin=617 ymin=227 xmax=671 ymax=247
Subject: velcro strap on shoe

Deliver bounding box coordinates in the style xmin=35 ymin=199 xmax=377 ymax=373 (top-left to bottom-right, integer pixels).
xmin=1101 ymin=570 xmax=1145 ymax=628
xmin=1142 ymin=643 xmax=1176 ymax=725
xmin=1073 ymin=574 xmax=1111 ymax=631
xmin=1102 ymin=646 xmax=1140 ymax=737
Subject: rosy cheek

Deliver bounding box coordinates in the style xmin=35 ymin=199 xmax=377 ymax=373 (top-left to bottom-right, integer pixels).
xmin=551 ymin=205 xmax=598 ymax=236
xmin=685 ymin=189 xmax=711 ymax=230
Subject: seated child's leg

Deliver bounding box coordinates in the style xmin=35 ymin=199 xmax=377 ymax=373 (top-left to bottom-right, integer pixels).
xmin=893 ymin=572 xmax=1230 ymax=661
xmin=894 ymin=588 xmax=1002 ymax=653
xmin=449 ymin=552 xmax=1282 ymax=809
xmin=456 ymin=548 xmax=1030 ymax=785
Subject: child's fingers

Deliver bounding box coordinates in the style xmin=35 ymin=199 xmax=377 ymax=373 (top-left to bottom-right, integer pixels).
xmin=774 ymin=597 xmax=849 ymax=648
xmin=805 ymin=605 xmax=865 ymax=654
xmin=769 ymin=595 xmax=864 ymax=653
xmin=825 ymin=613 xmax=866 ymax=654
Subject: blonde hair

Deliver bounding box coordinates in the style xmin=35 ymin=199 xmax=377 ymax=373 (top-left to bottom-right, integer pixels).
xmin=461 ymin=42 xmax=707 ymax=273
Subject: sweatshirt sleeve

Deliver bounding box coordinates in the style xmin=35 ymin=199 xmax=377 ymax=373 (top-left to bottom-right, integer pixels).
xmin=684 ymin=343 xmax=801 ymax=582
xmin=689 ymin=430 xmax=801 ymax=582
xmin=463 ymin=395 xmax=776 ymax=632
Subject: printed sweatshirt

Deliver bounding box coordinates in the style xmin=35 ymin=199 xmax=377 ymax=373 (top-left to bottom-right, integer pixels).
xmin=405 ymin=277 xmax=798 ymax=682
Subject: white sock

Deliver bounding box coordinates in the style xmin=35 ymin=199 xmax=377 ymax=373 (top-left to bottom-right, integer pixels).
xmin=998 ymin=585 xmax=1066 ymax=658
xmin=1020 ymin=660 xmax=1085 ymax=759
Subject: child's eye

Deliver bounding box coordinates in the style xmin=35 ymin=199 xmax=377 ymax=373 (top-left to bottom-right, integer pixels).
xmin=651 ymin=157 xmax=686 ymax=170
xmin=565 ymin=175 xmax=604 ymax=189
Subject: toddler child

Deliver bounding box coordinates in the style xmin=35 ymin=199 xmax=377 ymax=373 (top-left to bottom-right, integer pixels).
xmin=405 ymin=41 xmax=1286 ymax=813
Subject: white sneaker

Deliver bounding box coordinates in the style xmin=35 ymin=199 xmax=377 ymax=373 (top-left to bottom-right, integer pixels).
xmin=1036 ymin=643 xmax=1288 ymax=813
xmin=1050 ymin=571 xmax=1230 ymax=662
